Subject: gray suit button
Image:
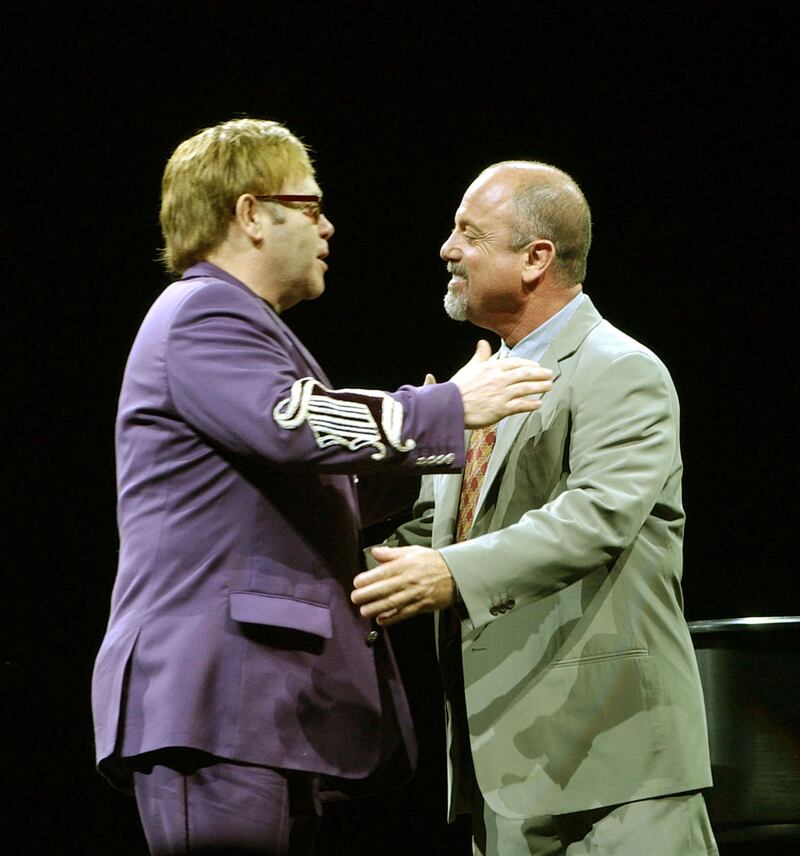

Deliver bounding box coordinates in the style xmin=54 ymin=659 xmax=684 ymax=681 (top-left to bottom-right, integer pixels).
xmin=489 ymin=605 xmax=500 ymax=616
xmin=365 ymin=630 xmax=379 ymax=646
xmin=507 ymin=599 xmax=516 ymax=609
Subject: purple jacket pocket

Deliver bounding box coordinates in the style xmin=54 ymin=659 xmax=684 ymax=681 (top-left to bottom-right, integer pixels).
xmin=229 ymin=591 xmax=333 ymax=639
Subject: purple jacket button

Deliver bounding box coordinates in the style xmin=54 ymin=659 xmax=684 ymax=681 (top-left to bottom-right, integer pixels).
xmin=365 ymin=630 xmax=379 ymax=646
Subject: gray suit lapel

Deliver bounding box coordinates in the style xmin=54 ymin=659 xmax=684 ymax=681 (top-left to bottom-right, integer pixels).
xmin=470 ymin=296 xmax=604 ymax=530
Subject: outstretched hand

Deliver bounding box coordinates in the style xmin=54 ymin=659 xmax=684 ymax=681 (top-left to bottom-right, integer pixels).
xmin=452 ymin=340 xmax=553 ymax=427
xmin=351 ymin=546 xmax=455 ymax=626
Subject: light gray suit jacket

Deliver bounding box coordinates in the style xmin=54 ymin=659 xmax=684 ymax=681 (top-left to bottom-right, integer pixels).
xmin=394 ymin=296 xmax=712 ymax=820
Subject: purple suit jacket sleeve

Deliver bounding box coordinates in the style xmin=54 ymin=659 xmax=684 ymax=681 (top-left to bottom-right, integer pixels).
xmin=165 ymin=279 xmax=466 ymax=472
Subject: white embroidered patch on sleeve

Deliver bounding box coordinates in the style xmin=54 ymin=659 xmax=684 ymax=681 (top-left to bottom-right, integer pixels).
xmin=273 ymin=378 xmax=417 ymax=461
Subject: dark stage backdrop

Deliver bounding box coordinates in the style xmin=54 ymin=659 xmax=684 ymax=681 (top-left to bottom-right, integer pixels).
xmin=4 ymin=1 xmax=797 ymax=853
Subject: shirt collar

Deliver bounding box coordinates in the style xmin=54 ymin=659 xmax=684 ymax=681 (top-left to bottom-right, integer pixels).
xmin=498 ymin=293 xmax=585 ymax=362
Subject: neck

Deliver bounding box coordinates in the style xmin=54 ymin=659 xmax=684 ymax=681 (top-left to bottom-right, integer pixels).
xmin=495 ymin=284 xmax=582 ymax=347
xmin=204 ymin=248 xmax=289 ymax=313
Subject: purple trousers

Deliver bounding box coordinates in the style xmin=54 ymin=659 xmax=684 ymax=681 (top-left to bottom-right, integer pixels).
xmin=132 ymin=751 xmax=321 ymax=855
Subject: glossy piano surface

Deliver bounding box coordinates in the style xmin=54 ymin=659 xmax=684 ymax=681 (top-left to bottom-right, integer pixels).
xmin=689 ymin=616 xmax=800 ymax=850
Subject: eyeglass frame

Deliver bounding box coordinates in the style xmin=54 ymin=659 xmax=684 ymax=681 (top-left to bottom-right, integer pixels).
xmin=253 ymin=194 xmax=324 ymax=224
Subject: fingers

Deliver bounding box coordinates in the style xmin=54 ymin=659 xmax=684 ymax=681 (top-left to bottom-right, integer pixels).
xmin=360 ymin=593 xmax=410 ymax=621
xmin=502 ymin=378 xmax=554 ymax=399
xmin=506 ymin=396 xmax=545 ymax=414
xmin=494 ymin=366 xmax=554 ymax=403
xmin=352 ymin=565 xmax=389 ymax=592
xmin=375 ymin=608 xmax=405 ymax=627
xmin=351 ymin=548 xmax=455 ymax=625
xmin=352 ymin=556 xmax=404 ymax=602
xmin=367 ymin=545 xmax=406 ymax=566
xmin=495 ymin=384 xmax=551 ymax=414
xmin=358 ymin=585 xmax=432 ymax=625
xmin=351 ymin=572 xmax=416 ymax=619
xmin=499 ymin=360 xmax=554 ymax=381
xmin=471 ymin=340 xmax=492 ymax=362
xmin=464 ymin=348 xmax=552 ymax=378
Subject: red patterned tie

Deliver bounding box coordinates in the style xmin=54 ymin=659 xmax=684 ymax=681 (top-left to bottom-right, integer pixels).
xmin=455 ymin=423 xmax=498 ymax=542
xmin=440 ymin=424 xmax=498 ymax=722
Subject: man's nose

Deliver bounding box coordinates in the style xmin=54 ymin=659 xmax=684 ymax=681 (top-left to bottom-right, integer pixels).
xmin=319 ymin=214 xmax=334 ymax=238
xmin=440 ymin=233 xmax=459 ymax=260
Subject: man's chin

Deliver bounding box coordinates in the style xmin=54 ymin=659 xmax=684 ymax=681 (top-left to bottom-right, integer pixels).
xmin=443 ymin=290 xmax=468 ymax=322
xmin=305 ymin=277 xmax=326 ymax=302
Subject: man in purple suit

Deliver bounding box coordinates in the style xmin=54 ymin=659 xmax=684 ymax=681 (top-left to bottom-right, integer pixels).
xmin=91 ymin=118 xmax=553 ymax=855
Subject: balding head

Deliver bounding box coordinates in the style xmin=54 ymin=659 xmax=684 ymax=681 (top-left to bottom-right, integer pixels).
xmin=478 ymin=161 xmax=592 ymax=285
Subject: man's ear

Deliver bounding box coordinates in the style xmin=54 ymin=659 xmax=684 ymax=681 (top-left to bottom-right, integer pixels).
xmin=522 ymin=239 xmax=556 ymax=285
xmin=233 ymin=194 xmax=263 ymax=243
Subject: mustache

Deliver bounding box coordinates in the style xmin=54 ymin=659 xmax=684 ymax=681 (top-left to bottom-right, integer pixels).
xmin=447 ymin=263 xmax=468 ymax=279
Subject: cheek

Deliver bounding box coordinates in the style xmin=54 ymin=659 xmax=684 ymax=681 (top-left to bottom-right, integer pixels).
xmin=467 ymin=258 xmax=490 ymax=285
xmin=289 ymin=233 xmax=314 ymax=265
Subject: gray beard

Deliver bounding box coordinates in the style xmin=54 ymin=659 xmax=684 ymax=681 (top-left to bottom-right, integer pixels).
xmin=444 ymin=282 xmax=469 ymax=321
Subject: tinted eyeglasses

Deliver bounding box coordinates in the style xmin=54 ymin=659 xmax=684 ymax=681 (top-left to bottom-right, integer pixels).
xmin=255 ymin=194 xmax=323 ymax=224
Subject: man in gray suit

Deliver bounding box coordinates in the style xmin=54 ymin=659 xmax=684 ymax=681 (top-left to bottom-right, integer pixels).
xmin=352 ymin=161 xmax=718 ymax=855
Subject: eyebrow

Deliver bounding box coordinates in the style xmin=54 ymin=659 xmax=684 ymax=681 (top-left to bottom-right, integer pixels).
xmin=455 ymin=214 xmax=482 ymax=232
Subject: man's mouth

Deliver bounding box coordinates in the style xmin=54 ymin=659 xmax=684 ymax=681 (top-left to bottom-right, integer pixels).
xmin=447 ymin=264 xmax=467 ymax=282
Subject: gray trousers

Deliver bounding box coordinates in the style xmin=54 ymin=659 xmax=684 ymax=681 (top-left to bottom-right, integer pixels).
xmin=472 ymin=791 xmax=718 ymax=856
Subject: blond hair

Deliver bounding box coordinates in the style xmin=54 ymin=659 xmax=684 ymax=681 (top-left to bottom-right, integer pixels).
xmin=159 ymin=118 xmax=314 ymax=275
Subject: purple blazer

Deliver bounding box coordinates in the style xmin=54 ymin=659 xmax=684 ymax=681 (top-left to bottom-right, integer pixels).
xmin=91 ymin=262 xmax=465 ymax=792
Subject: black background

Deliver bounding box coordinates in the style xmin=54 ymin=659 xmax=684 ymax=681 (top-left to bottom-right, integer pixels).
xmin=4 ymin=1 xmax=797 ymax=853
